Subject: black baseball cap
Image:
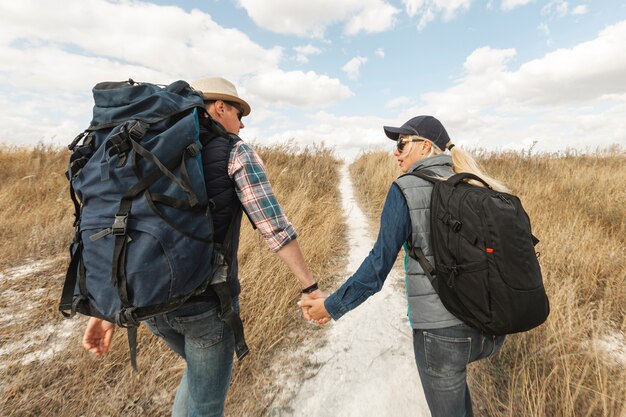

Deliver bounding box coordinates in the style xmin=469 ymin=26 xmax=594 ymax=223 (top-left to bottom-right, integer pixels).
xmin=384 ymin=115 xmax=451 ymax=151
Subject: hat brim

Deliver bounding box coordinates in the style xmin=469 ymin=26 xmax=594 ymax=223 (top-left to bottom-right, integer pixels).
xmin=383 ymin=126 xmax=418 ymax=141
xmin=199 ymin=92 xmax=251 ymax=116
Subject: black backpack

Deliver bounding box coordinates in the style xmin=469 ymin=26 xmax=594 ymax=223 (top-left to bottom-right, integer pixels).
xmin=404 ymin=170 xmax=549 ymax=335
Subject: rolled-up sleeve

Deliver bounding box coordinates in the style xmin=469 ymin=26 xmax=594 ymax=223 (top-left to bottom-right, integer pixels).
xmin=228 ymin=141 xmax=298 ymax=252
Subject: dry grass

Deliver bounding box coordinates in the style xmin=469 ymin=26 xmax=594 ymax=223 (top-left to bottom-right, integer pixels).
xmin=349 ymin=151 xmax=399 ymax=223
xmin=0 ymin=145 xmax=74 ymax=268
xmin=0 ymin=144 xmax=345 ymax=417
xmin=349 ymin=149 xmax=626 ymax=417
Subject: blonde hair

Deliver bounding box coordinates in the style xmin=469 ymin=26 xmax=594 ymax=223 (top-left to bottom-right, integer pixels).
xmin=426 ymin=140 xmax=510 ymax=193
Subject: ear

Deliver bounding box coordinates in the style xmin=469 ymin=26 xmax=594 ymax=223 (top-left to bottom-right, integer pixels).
xmin=422 ymin=140 xmax=432 ymax=155
xmin=207 ymin=100 xmax=227 ymax=121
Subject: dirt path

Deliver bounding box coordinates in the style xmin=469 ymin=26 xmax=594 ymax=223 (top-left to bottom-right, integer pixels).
xmin=272 ymin=164 xmax=430 ymax=417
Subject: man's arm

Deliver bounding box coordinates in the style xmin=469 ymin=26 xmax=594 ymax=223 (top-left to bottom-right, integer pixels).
xmin=275 ymin=239 xmax=315 ymax=289
xmin=229 ymin=141 xmax=327 ymax=320
xmin=275 ymin=239 xmax=329 ymax=322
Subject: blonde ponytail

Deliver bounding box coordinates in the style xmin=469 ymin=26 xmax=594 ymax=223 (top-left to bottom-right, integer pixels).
xmin=428 ymin=141 xmax=510 ymax=193
xmin=449 ymin=146 xmax=510 ymax=193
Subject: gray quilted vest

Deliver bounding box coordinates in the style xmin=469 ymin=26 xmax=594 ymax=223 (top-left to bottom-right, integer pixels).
xmin=394 ymin=154 xmax=463 ymax=329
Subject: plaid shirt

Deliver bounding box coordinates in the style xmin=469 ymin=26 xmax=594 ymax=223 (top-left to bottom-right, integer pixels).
xmin=228 ymin=141 xmax=298 ymax=252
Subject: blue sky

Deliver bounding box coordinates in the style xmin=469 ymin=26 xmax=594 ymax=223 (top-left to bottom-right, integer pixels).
xmin=1 ymin=0 xmax=625 ymax=159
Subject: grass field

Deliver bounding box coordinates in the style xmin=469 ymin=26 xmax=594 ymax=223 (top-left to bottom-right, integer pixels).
xmin=349 ymin=149 xmax=626 ymax=417
xmin=2 ymin=143 xmax=624 ymax=417
xmin=0 ymin=144 xmax=346 ymax=417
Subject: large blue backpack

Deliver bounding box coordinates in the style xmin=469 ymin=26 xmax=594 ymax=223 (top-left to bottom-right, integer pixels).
xmin=59 ymin=80 xmax=248 ymax=369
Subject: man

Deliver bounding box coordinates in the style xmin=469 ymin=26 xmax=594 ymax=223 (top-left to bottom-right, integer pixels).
xmin=82 ymin=77 xmax=325 ymax=417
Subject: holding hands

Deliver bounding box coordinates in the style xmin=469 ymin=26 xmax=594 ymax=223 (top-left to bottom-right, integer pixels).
xmin=299 ymin=289 xmax=331 ymax=324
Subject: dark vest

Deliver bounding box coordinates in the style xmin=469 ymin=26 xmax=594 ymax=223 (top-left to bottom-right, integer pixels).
xmin=200 ymin=125 xmax=243 ymax=298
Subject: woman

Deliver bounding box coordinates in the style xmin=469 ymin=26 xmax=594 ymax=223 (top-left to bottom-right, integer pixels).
xmin=301 ymin=115 xmax=507 ymax=417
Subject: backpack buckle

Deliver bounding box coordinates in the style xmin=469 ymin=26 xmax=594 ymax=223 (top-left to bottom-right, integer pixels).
xmin=115 ymin=307 xmax=139 ymax=327
xmin=68 ymin=131 xmax=88 ymax=151
xmin=442 ymin=212 xmax=462 ymax=232
xmin=112 ymin=214 xmax=128 ymax=235
xmin=127 ymin=120 xmax=149 ymax=142
xmin=186 ymin=143 xmax=201 ymax=157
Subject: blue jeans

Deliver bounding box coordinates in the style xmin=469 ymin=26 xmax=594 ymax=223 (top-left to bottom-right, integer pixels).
xmin=145 ymin=297 xmax=237 ymax=417
xmin=413 ymin=323 xmax=505 ymax=417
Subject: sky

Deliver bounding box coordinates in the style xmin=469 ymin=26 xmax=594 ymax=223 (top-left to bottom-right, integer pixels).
xmin=1 ymin=0 xmax=626 ymax=159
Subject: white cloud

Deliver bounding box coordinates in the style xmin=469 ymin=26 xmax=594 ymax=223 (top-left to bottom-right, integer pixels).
xmin=260 ymin=111 xmax=390 ymax=160
xmin=246 ymin=15 xmax=626 ymax=155
xmin=244 ymin=70 xmax=353 ymax=107
xmin=0 ymin=0 xmax=282 ymax=81
xmin=375 ymin=48 xmax=385 ymax=58
xmin=294 ymin=44 xmax=322 ymax=64
xmin=342 ymin=56 xmax=368 ymax=80
xmin=344 ymin=1 xmax=400 ymax=35
xmin=420 ymin=20 xmax=626 ymax=112
xmin=0 ymin=93 xmax=86 ymax=147
xmin=512 ymin=22 xmax=626 ymax=105
xmin=237 ymin=0 xmax=399 ymax=37
xmin=501 ymin=0 xmax=534 ymax=12
xmin=0 ymin=0 xmax=354 ymax=146
xmin=463 ymin=46 xmax=517 ymax=74
xmin=542 ymin=0 xmax=569 ymax=17
xmin=0 ymin=45 xmax=171 ymax=93
xmin=403 ymin=0 xmax=472 ymax=30
xmin=572 ymin=5 xmax=589 ymax=15
xmin=403 ymin=20 xmax=626 ymax=151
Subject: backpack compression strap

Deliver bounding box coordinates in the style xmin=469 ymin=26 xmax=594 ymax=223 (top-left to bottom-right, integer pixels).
xmin=108 ymin=121 xmax=206 ymax=372
xmin=210 ymin=181 xmax=249 ymax=361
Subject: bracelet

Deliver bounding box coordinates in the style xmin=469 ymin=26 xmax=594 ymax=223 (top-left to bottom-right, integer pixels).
xmin=301 ymin=282 xmax=319 ymax=294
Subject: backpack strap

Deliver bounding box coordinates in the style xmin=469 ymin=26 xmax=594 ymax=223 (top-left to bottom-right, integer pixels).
xmin=210 ymin=197 xmax=249 ymax=361
xmin=108 ymin=132 xmax=205 ymax=372
xmin=404 ymin=169 xmax=438 ymax=184
xmin=407 ymin=244 xmax=436 ymax=284
xmin=59 ymin=242 xmax=89 ymax=318
xmin=399 ymin=169 xmax=439 ymax=282
xmin=447 ymin=172 xmax=492 ymax=189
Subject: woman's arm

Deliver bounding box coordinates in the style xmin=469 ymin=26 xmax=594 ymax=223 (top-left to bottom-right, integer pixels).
xmin=309 ymin=183 xmax=411 ymax=321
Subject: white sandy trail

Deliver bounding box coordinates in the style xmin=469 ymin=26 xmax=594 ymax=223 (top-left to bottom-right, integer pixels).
xmin=284 ymin=164 xmax=430 ymax=417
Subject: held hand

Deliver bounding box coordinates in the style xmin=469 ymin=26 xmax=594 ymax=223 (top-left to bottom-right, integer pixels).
xmin=308 ymin=289 xmax=331 ymax=324
xmin=300 ymin=288 xmax=327 ymax=321
xmin=82 ymin=317 xmax=115 ymax=356
xmin=299 ymin=298 xmax=331 ymax=323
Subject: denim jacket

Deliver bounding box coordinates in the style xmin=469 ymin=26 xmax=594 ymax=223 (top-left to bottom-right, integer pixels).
xmin=325 ymin=154 xmax=461 ymax=329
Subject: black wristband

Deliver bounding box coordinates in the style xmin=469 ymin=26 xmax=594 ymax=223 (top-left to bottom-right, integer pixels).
xmin=301 ymin=282 xmax=319 ymax=294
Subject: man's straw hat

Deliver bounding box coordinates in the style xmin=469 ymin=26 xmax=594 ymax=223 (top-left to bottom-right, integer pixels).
xmin=191 ymin=77 xmax=251 ymax=116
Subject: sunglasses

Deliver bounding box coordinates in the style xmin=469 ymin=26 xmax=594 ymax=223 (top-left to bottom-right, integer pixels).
xmin=396 ymin=137 xmax=424 ymax=153
xmin=225 ymin=101 xmax=244 ymax=121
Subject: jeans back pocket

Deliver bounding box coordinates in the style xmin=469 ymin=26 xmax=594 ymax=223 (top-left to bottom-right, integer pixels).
xmin=424 ymin=332 xmax=471 ymax=378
